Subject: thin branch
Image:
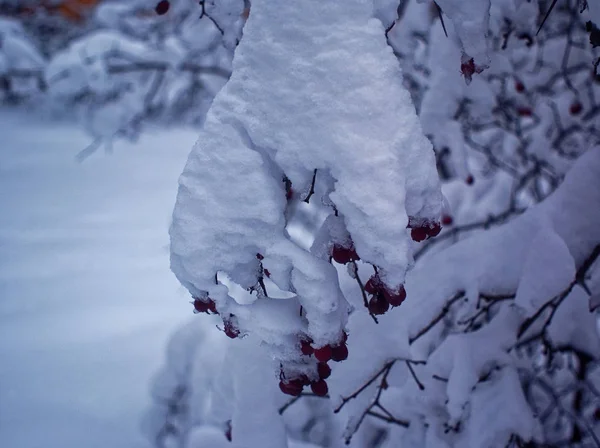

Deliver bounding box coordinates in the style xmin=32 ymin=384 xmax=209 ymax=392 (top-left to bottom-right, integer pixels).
xmin=409 ymin=291 xmax=465 ymax=344
xmin=434 ymin=2 xmax=448 ymax=38
xmin=302 ymin=169 xmax=317 ymax=203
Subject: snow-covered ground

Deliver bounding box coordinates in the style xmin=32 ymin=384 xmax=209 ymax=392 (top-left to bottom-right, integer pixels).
xmin=0 ymin=111 xmax=198 ymax=448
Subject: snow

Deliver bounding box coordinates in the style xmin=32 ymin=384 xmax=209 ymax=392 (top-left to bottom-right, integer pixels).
xmin=515 ymin=227 xmax=576 ymax=315
xmin=548 ymin=286 xmax=600 ymax=357
xmin=329 ymin=146 xmax=600 ymax=442
xmin=435 ymin=0 xmax=491 ymax=68
xmin=460 ymin=366 xmax=542 ymax=447
xmin=170 ymin=0 xmax=441 ymax=353
xmin=0 ymin=17 xmax=45 ymax=77
xmin=0 ymin=111 xmax=198 ymax=448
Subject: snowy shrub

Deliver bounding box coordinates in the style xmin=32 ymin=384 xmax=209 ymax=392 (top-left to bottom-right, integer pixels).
xmin=0 ymin=0 xmax=238 ymax=155
xmin=4 ymin=0 xmax=599 ymax=446
xmin=146 ymin=0 xmax=600 ymax=447
xmin=141 ymin=0 xmax=599 ymax=447
xmin=0 ymin=16 xmax=45 ymax=102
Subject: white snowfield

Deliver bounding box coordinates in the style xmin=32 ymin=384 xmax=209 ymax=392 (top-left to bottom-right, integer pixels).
xmin=0 ymin=112 xmax=198 ymax=448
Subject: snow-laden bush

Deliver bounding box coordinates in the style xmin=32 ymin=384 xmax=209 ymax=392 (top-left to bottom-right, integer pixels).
xmin=0 ymin=17 xmax=45 ymax=101
xmin=0 ymin=0 xmax=238 ymax=157
xmin=146 ymin=0 xmax=600 ymax=447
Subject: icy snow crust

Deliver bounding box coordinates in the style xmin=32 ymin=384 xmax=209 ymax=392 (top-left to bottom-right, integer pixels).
xmin=171 ymin=0 xmax=441 ymax=344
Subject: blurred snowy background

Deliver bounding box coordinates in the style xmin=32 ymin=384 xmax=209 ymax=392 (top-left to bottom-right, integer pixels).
xmin=0 ymin=112 xmax=199 ymax=448
xmin=0 ymin=1 xmax=235 ymax=446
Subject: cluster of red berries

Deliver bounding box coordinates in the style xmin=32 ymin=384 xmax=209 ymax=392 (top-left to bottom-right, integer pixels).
xmin=193 ymin=296 xmax=241 ymax=339
xmin=514 ymin=80 xmax=583 ymax=116
xmin=279 ymin=332 xmax=348 ymax=397
xmin=408 ymin=220 xmax=442 ymax=243
xmin=364 ymin=274 xmax=406 ymax=315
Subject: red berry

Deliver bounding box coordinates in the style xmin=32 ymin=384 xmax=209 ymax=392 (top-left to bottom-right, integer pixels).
xmin=410 ymin=227 xmax=427 ymax=242
xmin=365 ymin=275 xmax=382 ymax=294
xmin=460 ymin=58 xmax=475 ymax=83
xmin=207 ymin=301 xmax=217 ymax=314
xmin=193 ymin=298 xmax=209 ymax=313
xmin=317 ymin=362 xmax=331 ymax=379
xmin=256 ymin=253 xmax=264 ymax=260
xmin=368 ymin=295 xmax=390 ymax=315
xmin=224 ymin=320 xmax=240 ymax=339
xmin=300 ymin=340 xmax=314 ymax=356
xmin=515 ymin=81 xmax=525 ymax=92
xmin=442 ymin=214 xmax=453 ymax=226
xmin=155 ymin=0 xmax=170 ymax=15
xmin=314 ymin=345 xmax=332 ymax=362
xmin=465 ymin=175 xmax=474 ymax=185
xmin=310 ymin=380 xmax=328 ymax=397
xmin=279 ymin=380 xmax=303 ymax=396
xmin=331 ymin=343 xmax=348 ymax=362
xmin=383 ymin=285 xmax=406 ymax=307
xmin=331 ymin=244 xmax=359 ymax=264
xmin=427 ymin=223 xmax=441 ymax=237
xmin=517 ymin=106 xmax=532 ymax=117
xmin=570 ymin=102 xmax=582 ymax=115
xmin=263 ymin=268 xmax=271 ymax=277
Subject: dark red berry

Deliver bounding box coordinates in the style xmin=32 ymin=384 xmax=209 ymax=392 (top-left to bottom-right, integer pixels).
xmin=569 ymin=102 xmax=582 ymax=115
xmin=515 ymin=81 xmax=525 ymax=92
xmin=314 ymin=345 xmax=332 ymax=362
xmin=256 ymin=253 xmax=264 ymax=260
xmin=207 ymin=300 xmax=217 ymax=314
xmin=442 ymin=214 xmax=453 ymax=226
xmin=331 ymin=244 xmax=359 ymax=264
xmin=331 ymin=343 xmax=348 ymax=362
xmin=517 ymin=106 xmax=532 ymax=117
xmin=279 ymin=380 xmax=303 ymax=396
xmin=465 ymin=175 xmax=474 ymax=185
xmin=365 ymin=275 xmax=382 ymax=294
xmin=193 ymin=298 xmax=209 ymax=313
xmin=383 ymin=285 xmax=406 ymax=307
xmin=223 ymin=320 xmax=240 ymax=339
xmin=427 ymin=223 xmax=441 ymax=237
xmin=460 ymin=58 xmax=475 ymax=83
xmin=317 ymin=362 xmax=331 ymax=379
xmin=155 ymin=0 xmax=170 ymax=15
xmin=263 ymin=268 xmax=271 ymax=277
xmin=300 ymin=340 xmax=314 ymax=356
xmin=310 ymin=380 xmax=328 ymax=397
xmin=410 ymin=227 xmax=427 ymax=242
xmin=368 ymin=295 xmax=390 ymax=315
